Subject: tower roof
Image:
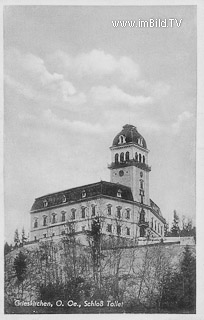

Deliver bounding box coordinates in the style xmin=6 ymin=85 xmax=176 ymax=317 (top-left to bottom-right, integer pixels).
xmin=112 ymin=124 xmax=147 ymax=149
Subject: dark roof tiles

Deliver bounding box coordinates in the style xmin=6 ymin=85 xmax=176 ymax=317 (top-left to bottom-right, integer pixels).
xmin=31 ymin=181 xmax=134 ymax=211
xmin=112 ymin=124 xmax=147 ymax=149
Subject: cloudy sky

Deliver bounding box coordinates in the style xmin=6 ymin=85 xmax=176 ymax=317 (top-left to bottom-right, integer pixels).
xmin=4 ymin=5 xmax=196 ymax=243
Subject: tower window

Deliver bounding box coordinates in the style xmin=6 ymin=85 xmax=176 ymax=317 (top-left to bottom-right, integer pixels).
xmin=117 ymin=225 xmax=121 ymax=235
xmin=135 ymin=152 xmax=138 ymax=161
xmin=81 ymin=207 xmax=86 ymax=218
xmin=116 ymin=207 xmax=122 ymax=218
xmin=127 ymin=227 xmax=130 ymax=236
xmin=140 ymin=226 xmax=145 ymax=237
xmin=71 ymin=209 xmax=76 ymax=220
xmin=140 ymin=180 xmax=144 ymax=189
xmin=61 ymin=211 xmax=66 ymax=222
xmin=155 ymin=221 xmax=157 ymax=231
xmin=120 ymin=152 xmax=124 ymax=162
xmin=119 ymin=135 xmax=126 ymax=144
xmin=43 ymin=216 xmax=47 ymax=226
xmin=140 ymin=209 xmax=145 ymax=223
xmin=143 ymin=155 xmax=145 ymax=163
xmin=139 ymin=154 xmax=142 ymax=162
xmin=115 ymin=153 xmax=119 ymax=163
xmin=126 ymin=151 xmax=130 ymax=161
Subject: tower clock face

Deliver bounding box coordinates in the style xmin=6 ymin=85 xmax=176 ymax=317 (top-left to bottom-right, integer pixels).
xmin=119 ymin=170 xmax=124 ymax=177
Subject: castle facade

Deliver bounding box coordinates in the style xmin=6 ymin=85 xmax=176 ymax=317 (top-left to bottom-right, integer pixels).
xmin=30 ymin=124 xmax=165 ymax=242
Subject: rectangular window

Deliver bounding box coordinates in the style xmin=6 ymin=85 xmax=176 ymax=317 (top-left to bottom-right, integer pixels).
xmin=34 ymin=219 xmax=38 ymax=228
xmin=127 ymin=227 xmax=130 ymax=236
xmin=43 ymin=216 xmax=47 ymax=226
xmin=117 ymin=225 xmax=121 ymax=235
xmin=43 ymin=234 xmax=46 ymax=238
xmin=107 ymin=205 xmax=112 ymax=215
xmin=71 ymin=209 xmax=76 ymax=220
xmin=61 ymin=230 xmax=65 ymax=235
xmin=117 ymin=207 xmax=121 ymax=219
xmin=126 ymin=209 xmax=130 ymax=219
xmin=107 ymin=224 xmax=112 ymax=233
xmin=81 ymin=207 xmax=86 ymax=218
xmin=52 ymin=214 xmax=57 ymax=224
xmin=92 ymin=206 xmax=96 ymax=216
xmin=61 ymin=212 xmax=66 ymax=222
xmin=161 ymin=226 xmax=163 ymax=235
xmin=52 ymin=233 xmax=55 ymax=237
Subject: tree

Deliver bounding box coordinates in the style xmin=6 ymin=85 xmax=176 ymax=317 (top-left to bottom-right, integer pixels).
xmin=21 ymin=227 xmax=27 ymax=245
xmin=4 ymin=242 xmax=11 ymax=256
xmin=164 ymin=222 xmax=169 ymax=237
xmin=179 ymin=245 xmax=196 ymax=311
xmin=14 ymin=229 xmax=20 ymax=247
xmin=170 ymin=210 xmax=180 ymax=237
xmin=180 ymin=216 xmax=196 ymax=237
xmin=13 ymin=251 xmax=27 ymax=282
xmin=160 ymin=245 xmax=196 ymax=313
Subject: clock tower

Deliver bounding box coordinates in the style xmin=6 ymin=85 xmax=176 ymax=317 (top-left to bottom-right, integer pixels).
xmin=108 ymin=124 xmax=151 ymax=205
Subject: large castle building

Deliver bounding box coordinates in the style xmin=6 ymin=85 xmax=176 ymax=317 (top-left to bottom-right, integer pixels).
xmin=30 ymin=124 xmax=166 ymax=242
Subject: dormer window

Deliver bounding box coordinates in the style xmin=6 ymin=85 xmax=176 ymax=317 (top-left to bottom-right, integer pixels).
xmin=62 ymin=194 xmax=66 ymax=203
xmin=117 ymin=189 xmax=122 ymax=198
xmin=118 ymin=135 xmax=126 ymax=144
xmin=82 ymin=190 xmax=86 ymax=198
xmin=43 ymin=199 xmax=48 ymax=207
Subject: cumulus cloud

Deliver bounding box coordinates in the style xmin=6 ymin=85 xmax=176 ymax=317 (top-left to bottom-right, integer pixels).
xmin=90 ymin=85 xmax=153 ymax=106
xmin=5 ymin=48 xmax=83 ymax=104
xmin=47 ymin=49 xmax=140 ymax=82
xmin=42 ymin=109 xmax=103 ymax=134
xmin=172 ymin=111 xmax=193 ymax=134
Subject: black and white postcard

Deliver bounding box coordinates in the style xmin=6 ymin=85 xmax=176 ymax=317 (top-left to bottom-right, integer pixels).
xmin=2 ymin=1 xmax=204 ymax=317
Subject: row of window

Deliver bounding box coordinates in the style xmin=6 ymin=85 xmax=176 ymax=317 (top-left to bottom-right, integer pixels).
xmin=107 ymin=224 xmax=131 ymax=236
xmin=33 ymin=205 xmax=132 ymax=228
xmin=115 ymin=152 xmax=146 ymax=164
xmin=151 ymin=218 xmax=163 ymax=235
xmin=42 ymin=190 xmax=89 ymax=208
xmin=41 ymin=224 xmax=131 ymax=238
